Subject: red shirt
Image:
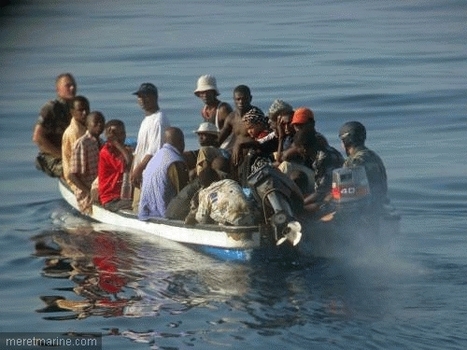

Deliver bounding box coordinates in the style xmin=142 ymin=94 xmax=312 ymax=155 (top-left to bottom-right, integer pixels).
xmin=98 ymin=142 xmax=125 ymax=205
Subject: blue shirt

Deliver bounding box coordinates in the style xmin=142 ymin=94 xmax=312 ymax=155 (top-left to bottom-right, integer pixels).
xmin=138 ymin=143 xmax=184 ymax=220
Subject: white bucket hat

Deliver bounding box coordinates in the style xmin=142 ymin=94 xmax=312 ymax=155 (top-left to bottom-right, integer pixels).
xmin=194 ymin=122 xmax=219 ymax=135
xmin=194 ymin=75 xmax=219 ymax=96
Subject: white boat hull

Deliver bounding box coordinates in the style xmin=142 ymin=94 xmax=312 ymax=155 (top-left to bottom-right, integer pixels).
xmin=58 ymin=180 xmax=261 ymax=250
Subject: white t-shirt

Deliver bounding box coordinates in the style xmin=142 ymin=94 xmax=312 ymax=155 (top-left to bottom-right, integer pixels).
xmin=133 ymin=111 xmax=170 ymax=169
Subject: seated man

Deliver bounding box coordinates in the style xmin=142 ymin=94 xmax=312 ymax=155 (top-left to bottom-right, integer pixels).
xmin=166 ymin=155 xmax=231 ymax=221
xmin=138 ymin=127 xmax=189 ymax=220
xmin=186 ymin=166 xmax=255 ymax=226
xmin=281 ymin=107 xmax=330 ymax=163
xmin=68 ymin=111 xmax=105 ymax=214
xmin=339 ymin=121 xmax=389 ymax=210
xmin=267 ymin=99 xmax=295 ymax=163
xmin=62 ymin=95 xmax=90 ymax=187
xmin=233 ymin=108 xmax=278 ymax=186
xmin=33 ymin=73 xmax=77 ymax=177
xmin=98 ymin=119 xmax=133 ymax=212
xmin=293 ymin=125 xmax=344 ymax=213
xmin=183 ymin=122 xmax=227 ymax=179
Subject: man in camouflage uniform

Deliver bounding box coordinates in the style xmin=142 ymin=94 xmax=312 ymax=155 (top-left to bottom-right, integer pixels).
xmin=339 ymin=121 xmax=389 ymax=209
xmin=33 ymin=73 xmax=77 ymax=177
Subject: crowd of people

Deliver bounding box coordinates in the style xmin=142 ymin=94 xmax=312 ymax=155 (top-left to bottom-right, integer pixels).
xmin=33 ymin=72 xmax=390 ymax=226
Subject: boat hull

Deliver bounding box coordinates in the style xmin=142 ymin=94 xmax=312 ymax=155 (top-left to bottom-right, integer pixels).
xmin=58 ymin=179 xmax=262 ymax=251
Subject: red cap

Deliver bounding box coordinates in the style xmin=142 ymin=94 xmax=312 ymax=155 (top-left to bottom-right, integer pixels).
xmin=291 ymin=107 xmax=314 ymax=125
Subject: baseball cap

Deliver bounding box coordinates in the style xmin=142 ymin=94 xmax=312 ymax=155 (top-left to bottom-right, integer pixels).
xmin=291 ymin=107 xmax=314 ymax=125
xmin=133 ymin=83 xmax=158 ymax=96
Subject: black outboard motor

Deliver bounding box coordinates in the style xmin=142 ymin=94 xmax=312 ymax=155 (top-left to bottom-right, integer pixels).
xmin=247 ymin=157 xmax=303 ymax=246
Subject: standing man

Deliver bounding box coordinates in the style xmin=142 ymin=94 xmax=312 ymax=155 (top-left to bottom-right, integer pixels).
xmin=219 ymin=85 xmax=264 ymax=166
xmin=138 ymin=127 xmax=189 ymax=220
xmin=33 ymin=73 xmax=77 ymax=177
xmin=130 ymin=82 xmax=170 ymax=211
xmin=194 ymin=74 xmax=232 ymax=131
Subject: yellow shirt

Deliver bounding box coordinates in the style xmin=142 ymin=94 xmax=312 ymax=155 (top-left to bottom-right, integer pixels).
xmin=61 ymin=118 xmax=86 ymax=186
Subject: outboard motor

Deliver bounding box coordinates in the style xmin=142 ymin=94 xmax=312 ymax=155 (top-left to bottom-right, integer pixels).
xmin=247 ymin=158 xmax=303 ymax=246
xmin=331 ymin=166 xmax=371 ymax=213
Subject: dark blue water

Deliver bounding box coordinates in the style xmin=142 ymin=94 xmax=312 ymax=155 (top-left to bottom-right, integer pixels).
xmin=1 ymin=1 xmax=466 ymax=349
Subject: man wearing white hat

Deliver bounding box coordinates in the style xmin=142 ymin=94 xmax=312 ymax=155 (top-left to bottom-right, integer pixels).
xmin=184 ymin=121 xmax=228 ymax=178
xmin=194 ymin=75 xmax=232 ymax=131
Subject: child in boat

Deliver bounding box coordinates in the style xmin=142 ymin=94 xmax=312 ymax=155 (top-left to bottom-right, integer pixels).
xmin=62 ymin=96 xmax=90 ymax=188
xmin=98 ymin=119 xmax=133 ymax=212
xmin=69 ymin=111 xmax=105 ymax=214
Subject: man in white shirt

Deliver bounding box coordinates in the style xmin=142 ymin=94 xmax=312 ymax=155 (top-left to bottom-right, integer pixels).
xmin=130 ymin=83 xmax=170 ymax=211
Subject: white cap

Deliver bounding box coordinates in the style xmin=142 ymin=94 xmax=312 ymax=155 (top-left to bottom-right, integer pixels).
xmin=194 ymin=75 xmax=219 ymax=96
xmin=194 ymin=122 xmax=219 ymax=135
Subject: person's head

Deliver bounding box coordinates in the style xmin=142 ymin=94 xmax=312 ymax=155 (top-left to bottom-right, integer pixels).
xmin=194 ymin=75 xmax=219 ymax=105
xmin=104 ymin=119 xmax=126 ymax=145
xmin=291 ymin=107 xmax=315 ymax=132
xmin=133 ymin=83 xmax=159 ymax=114
xmin=293 ymin=124 xmax=319 ymax=160
xmin=86 ymin=111 xmax=106 ymax=138
xmin=242 ymin=107 xmax=269 ymax=139
xmin=338 ymin=121 xmax=366 ymax=154
xmin=70 ymin=96 xmax=90 ymax=126
xmin=165 ymin=127 xmax=185 ymax=154
xmin=194 ymin=122 xmax=219 ymax=147
xmin=55 ymin=73 xmax=76 ymax=101
xmin=198 ymin=166 xmax=220 ymax=188
xmin=268 ymin=99 xmax=294 ymax=135
xmin=268 ymin=99 xmax=294 ymax=122
xmin=233 ymin=85 xmax=252 ymax=114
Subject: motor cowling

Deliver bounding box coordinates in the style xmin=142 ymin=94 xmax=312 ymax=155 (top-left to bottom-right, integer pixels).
xmin=331 ymin=166 xmax=371 ymax=213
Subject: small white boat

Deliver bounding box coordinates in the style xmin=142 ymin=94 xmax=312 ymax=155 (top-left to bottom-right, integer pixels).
xmin=58 ymin=179 xmax=263 ymax=259
xmin=58 ymin=164 xmax=400 ymax=261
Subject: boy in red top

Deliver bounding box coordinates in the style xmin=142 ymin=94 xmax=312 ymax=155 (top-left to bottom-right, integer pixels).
xmin=98 ymin=120 xmax=133 ymax=212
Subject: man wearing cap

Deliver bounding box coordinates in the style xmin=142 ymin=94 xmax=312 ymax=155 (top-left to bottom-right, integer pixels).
xmin=281 ymin=107 xmax=329 ymax=163
xmin=131 ymin=82 xmax=170 ymax=211
xmin=194 ymin=75 xmax=232 ymax=131
xmin=183 ymin=122 xmax=227 ymax=178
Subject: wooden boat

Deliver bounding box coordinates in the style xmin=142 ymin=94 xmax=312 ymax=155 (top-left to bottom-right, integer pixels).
xmin=58 ymin=179 xmax=263 ymax=260
xmin=58 ymin=164 xmax=400 ymax=261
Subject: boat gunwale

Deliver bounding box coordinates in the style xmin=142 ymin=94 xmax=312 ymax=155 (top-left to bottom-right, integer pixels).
xmin=58 ymin=178 xmax=262 ymax=249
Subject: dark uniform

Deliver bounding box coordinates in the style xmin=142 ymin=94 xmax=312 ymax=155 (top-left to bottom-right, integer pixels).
xmin=312 ymin=145 xmax=345 ymax=202
xmin=343 ymin=145 xmax=388 ymax=207
xmin=34 ymin=98 xmax=71 ymax=177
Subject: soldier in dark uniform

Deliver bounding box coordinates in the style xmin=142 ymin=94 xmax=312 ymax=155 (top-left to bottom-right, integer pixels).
xmin=33 ymin=73 xmax=77 ymax=177
xmin=339 ymin=121 xmax=389 ymax=209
